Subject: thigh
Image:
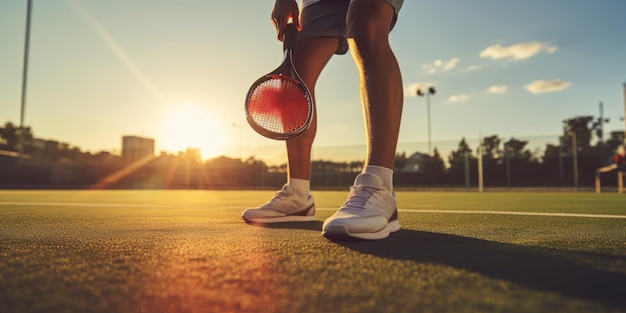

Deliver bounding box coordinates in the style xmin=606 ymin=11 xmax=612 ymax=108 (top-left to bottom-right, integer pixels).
xmin=347 ymin=0 xmax=402 ymax=36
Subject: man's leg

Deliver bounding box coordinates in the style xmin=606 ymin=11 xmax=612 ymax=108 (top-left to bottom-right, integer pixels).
xmin=347 ymin=0 xmax=403 ymax=170
xmin=286 ymin=37 xmax=339 ymax=181
xmin=322 ymin=0 xmax=403 ymax=240
xmin=242 ymin=37 xmax=337 ymax=224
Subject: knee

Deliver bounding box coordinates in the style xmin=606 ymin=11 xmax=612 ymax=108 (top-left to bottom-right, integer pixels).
xmin=347 ymin=18 xmax=390 ymax=53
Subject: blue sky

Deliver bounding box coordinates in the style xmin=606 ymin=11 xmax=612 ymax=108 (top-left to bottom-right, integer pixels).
xmin=1 ymin=0 xmax=625 ymax=161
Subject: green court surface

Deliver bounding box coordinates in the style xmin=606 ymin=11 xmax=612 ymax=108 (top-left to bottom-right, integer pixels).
xmin=1 ymin=190 xmax=625 ymax=313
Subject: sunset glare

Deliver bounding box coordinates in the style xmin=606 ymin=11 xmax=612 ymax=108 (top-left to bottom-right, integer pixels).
xmin=157 ymin=104 xmax=224 ymax=159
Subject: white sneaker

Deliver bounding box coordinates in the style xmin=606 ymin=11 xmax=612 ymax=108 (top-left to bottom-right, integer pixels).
xmin=322 ymin=173 xmax=400 ymax=240
xmin=242 ymin=184 xmax=315 ymax=223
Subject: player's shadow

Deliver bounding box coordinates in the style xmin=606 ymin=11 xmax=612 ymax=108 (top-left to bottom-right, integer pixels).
xmin=336 ymin=229 xmax=626 ymax=308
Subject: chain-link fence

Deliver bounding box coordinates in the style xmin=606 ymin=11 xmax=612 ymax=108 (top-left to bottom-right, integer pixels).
xmin=224 ymin=132 xmax=626 ymax=190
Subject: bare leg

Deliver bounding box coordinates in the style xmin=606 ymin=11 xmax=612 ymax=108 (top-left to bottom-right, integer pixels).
xmin=346 ymin=0 xmax=403 ymax=169
xmin=286 ymin=37 xmax=338 ymax=180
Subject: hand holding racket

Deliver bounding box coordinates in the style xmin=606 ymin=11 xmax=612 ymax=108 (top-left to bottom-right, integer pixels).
xmin=245 ymin=24 xmax=313 ymax=140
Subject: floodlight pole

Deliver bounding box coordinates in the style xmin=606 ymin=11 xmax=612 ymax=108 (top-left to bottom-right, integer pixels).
xmin=417 ymin=87 xmax=436 ymax=155
xmin=18 ymin=0 xmax=33 ymax=163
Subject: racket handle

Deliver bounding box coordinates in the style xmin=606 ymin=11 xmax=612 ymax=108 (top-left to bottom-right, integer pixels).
xmin=283 ymin=23 xmax=298 ymax=51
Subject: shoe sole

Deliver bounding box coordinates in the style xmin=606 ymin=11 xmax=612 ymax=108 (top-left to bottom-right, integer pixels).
xmin=322 ymin=220 xmax=400 ymax=240
xmin=242 ymin=215 xmax=317 ymax=224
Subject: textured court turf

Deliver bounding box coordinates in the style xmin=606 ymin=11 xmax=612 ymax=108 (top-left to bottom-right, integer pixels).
xmin=1 ymin=190 xmax=625 ymax=313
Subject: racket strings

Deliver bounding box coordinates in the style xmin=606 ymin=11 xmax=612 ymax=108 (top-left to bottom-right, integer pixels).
xmin=248 ymin=77 xmax=311 ymax=134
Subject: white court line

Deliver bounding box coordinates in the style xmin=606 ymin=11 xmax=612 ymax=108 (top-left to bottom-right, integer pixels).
xmin=2 ymin=202 xmax=625 ymax=219
xmin=317 ymin=207 xmax=626 ymax=219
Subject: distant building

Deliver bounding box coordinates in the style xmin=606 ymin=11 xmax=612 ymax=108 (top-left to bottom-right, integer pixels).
xmin=121 ymin=135 xmax=155 ymax=163
xmin=402 ymin=152 xmax=429 ymax=172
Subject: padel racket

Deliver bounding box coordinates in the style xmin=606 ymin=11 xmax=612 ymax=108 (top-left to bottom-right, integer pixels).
xmin=245 ymin=24 xmax=313 ymax=140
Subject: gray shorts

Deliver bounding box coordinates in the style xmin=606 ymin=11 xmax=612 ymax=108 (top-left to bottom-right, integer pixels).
xmin=299 ymin=0 xmax=404 ymax=55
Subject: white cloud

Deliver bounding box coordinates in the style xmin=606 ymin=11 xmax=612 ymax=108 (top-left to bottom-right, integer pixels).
xmin=447 ymin=94 xmax=470 ymax=103
xmin=525 ymin=79 xmax=571 ymax=94
xmin=422 ymin=58 xmax=460 ymax=74
xmin=442 ymin=58 xmax=459 ymax=71
xmin=465 ymin=65 xmax=483 ymax=72
xmin=486 ymin=85 xmax=508 ymax=94
xmin=480 ymin=41 xmax=558 ymax=60
xmin=404 ymin=82 xmax=435 ymax=97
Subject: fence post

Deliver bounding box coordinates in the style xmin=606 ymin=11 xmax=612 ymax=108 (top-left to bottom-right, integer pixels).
xmin=477 ymin=144 xmax=483 ymax=192
xmin=464 ymin=152 xmax=470 ymax=190
xmin=505 ymin=151 xmax=511 ymax=188
xmin=571 ymin=133 xmax=579 ymax=191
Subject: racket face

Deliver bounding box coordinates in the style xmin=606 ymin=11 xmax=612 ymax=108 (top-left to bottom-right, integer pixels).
xmin=246 ymin=75 xmax=312 ymax=139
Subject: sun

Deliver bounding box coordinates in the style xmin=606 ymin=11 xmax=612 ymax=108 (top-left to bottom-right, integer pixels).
xmin=157 ymin=104 xmax=225 ymax=159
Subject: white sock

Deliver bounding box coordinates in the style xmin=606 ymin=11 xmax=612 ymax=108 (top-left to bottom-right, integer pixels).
xmin=288 ymin=178 xmax=310 ymax=199
xmin=364 ymin=165 xmax=393 ymax=190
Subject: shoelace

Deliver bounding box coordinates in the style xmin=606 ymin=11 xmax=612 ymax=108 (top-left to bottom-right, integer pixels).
xmin=269 ymin=190 xmax=291 ymax=203
xmin=342 ymin=185 xmax=380 ymax=209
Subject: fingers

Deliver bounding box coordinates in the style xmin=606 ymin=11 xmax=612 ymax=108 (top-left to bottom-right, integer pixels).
xmin=271 ymin=0 xmax=300 ymax=41
xmin=292 ymin=11 xmax=300 ymax=30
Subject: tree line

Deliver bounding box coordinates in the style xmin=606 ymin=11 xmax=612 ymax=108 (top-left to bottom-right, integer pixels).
xmin=391 ymin=116 xmax=624 ymax=188
xmin=1 ymin=116 xmax=624 ymax=189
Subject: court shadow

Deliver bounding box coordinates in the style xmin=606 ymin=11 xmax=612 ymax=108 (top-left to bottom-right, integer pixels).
xmin=335 ymin=230 xmax=626 ymax=308
xmin=244 ymin=220 xmax=323 ymax=231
